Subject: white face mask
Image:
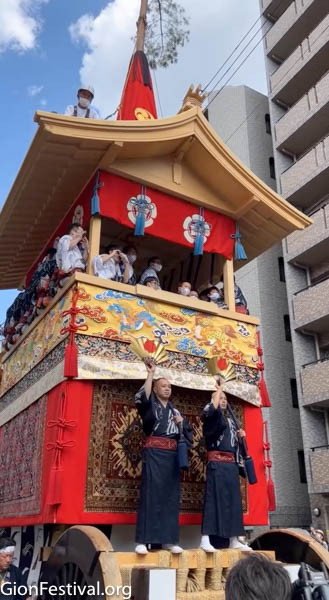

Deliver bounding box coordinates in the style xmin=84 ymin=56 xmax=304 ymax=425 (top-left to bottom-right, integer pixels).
xmin=152 ymin=263 xmax=162 ymax=272
xmin=78 ymin=96 xmax=90 ymax=109
xmin=128 ymin=254 xmax=137 ymax=264
xmin=209 ymin=292 xmax=219 ymax=300
xmin=179 ymin=287 xmax=190 ymax=296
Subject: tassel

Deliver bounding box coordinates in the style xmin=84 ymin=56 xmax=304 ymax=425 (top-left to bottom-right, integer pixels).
xmin=63 ymin=335 xmax=78 ymax=378
xmin=256 ymin=331 xmax=271 ymax=407
xmin=132 ymin=186 xmax=149 ymax=236
xmin=90 ymin=170 xmax=104 ymax=215
xmin=263 ymin=421 xmax=276 ymax=512
xmin=267 ymin=473 xmax=276 ymax=511
xmin=193 ymin=209 xmax=209 ymax=256
xmin=231 ymin=222 xmax=247 ymax=260
xmin=259 ymin=376 xmax=271 ymax=407
xmin=194 ymin=232 xmax=204 ymax=256
xmin=134 ymin=211 xmax=145 ymax=236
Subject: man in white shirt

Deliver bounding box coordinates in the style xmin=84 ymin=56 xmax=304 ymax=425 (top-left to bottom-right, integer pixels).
xmin=56 ymin=223 xmax=88 ymax=273
xmin=93 ymin=244 xmax=130 ymax=282
xmin=64 ymin=85 xmax=99 ymax=119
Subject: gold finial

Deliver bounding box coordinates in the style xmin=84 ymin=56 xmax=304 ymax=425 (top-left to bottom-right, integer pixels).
xmin=178 ymin=84 xmax=207 ymax=113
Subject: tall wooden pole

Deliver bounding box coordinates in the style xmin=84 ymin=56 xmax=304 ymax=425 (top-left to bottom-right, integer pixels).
xmin=136 ymin=0 xmax=148 ymax=51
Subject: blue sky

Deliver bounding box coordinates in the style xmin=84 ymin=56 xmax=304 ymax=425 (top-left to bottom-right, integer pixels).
xmin=0 ymin=0 xmax=266 ymax=324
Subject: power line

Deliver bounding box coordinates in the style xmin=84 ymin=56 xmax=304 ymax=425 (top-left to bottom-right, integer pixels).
xmin=204 ymin=21 xmax=268 ymax=102
xmin=202 ymin=0 xmax=284 ymax=99
xmin=203 ymin=0 xmax=287 ymax=111
xmin=201 ymin=15 xmax=264 ymax=93
xmin=205 ymin=28 xmax=271 ymax=112
xmin=222 ymin=22 xmax=329 ymax=146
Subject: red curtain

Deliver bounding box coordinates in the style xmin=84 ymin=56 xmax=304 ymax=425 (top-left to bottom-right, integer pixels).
xmin=98 ymin=172 xmax=235 ymax=259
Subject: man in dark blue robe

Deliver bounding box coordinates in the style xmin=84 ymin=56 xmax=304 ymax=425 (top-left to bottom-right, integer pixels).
xmin=200 ymin=383 xmax=251 ymax=552
xmin=135 ymin=363 xmax=192 ymax=555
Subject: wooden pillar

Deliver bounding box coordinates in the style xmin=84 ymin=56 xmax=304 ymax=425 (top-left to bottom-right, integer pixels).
xmin=223 ymin=258 xmax=235 ymax=312
xmin=87 ymin=215 xmax=101 ymax=274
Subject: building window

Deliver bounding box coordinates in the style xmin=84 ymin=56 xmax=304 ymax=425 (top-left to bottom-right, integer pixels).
xmin=265 ymin=113 xmax=271 ymax=134
xmin=284 ymin=314 xmax=291 ymax=342
xmin=290 ymin=378 xmax=299 ymax=408
xmin=269 ymin=157 xmax=276 ymax=179
xmin=278 ymin=256 xmax=285 ymax=282
xmin=298 ymin=450 xmax=307 ymax=484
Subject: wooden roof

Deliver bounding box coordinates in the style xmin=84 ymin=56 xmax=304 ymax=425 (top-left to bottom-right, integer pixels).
xmin=0 ymin=108 xmax=311 ymax=289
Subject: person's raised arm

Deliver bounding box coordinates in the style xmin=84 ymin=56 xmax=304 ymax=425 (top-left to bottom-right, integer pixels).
xmin=210 ymin=379 xmax=222 ymax=410
xmin=68 ymin=231 xmax=83 ymax=249
xmin=119 ymin=252 xmax=130 ymax=283
xmin=144 ymin=361 xmax=156 ymax=399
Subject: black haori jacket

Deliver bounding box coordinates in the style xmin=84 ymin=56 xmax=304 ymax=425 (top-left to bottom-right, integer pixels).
xmin=135 ymin=386 xmax=193 ymax=445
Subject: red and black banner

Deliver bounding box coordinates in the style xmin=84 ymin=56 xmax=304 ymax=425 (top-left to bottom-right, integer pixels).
xmin=117 ymin=51 xmax=157 ymax=120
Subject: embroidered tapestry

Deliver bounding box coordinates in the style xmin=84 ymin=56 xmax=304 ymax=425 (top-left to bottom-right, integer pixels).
xmin=85 ymin=381 xmax=247 ymax=515
xmin=75 ymin=285 xmax=258 ymax=366
xmin=0 ymin=396 xmax=46 ymax=517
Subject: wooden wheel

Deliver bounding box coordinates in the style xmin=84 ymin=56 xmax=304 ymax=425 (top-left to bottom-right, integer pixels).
xmin=251 ymin=528 xmax=329 ymax=569
xmin=39 ymin=526 xmax=122 ymax=600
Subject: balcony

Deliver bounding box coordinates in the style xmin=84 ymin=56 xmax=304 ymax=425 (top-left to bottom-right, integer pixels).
xmin=310 ymin=446 xmax=329 ymax=493
xmin=293 ymin=276 xmax=329 ymax=332
xmin=285 ymin=204 xmax=329 ymax=265
xmin=276 ymin=70 xmax=329 ymax=155
xmin=301 ymin=358 xmax=329 ymax=407
xmin=270 ymin=14 xmax=329 ymax=105
xmin=280 ymin=134 xmax=329 ymax=208
xmin=0 ymin=273 xmax=260 ymax=417
xmin=261 ymin=0 xmax=293 ymax=19
xmin=266 ymin=0 xmax=328 ymax=62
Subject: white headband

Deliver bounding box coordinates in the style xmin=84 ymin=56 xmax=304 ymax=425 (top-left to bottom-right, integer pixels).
xmin=0 ymin=546 xmax=15 ymax=555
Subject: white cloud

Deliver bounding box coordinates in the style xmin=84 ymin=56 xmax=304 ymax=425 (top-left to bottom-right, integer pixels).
xmin=0 ymin=0 xmax=48 ymax=53
xmin=69 ymin=0 xmax=267 ymax=118
xmin=69 ymin=0 xmax=140 ymax=118
xmin=27 ymin=84 xmax=44 ymax=96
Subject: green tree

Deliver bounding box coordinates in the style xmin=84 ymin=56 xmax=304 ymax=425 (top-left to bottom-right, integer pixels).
xmin=136 ymin=0 xmax=190 ymax=69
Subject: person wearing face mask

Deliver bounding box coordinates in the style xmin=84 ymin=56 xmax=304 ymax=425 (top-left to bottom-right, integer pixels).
xmin=139 ymin=256 xmax=162 ymax=287
xmin=64 ymin=85 xmax=99 ymax=119
xmin=207 ymin=286 xmax=227 ymax=309
xmin=123 ymin=246 xmax=138 ymax=285
xmin=177 ymin=281 xmax=191 ymax=297
xmin=93 ymin=244 xmax=130 ymax=283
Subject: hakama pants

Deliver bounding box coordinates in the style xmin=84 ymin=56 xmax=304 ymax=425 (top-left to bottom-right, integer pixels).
xmin=202 ymin=461 xmax=244 ymax=538
xmin=135 ymin=447 xmax=180 ymax=544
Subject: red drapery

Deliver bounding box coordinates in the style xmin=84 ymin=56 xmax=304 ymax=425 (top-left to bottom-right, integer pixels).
xmin=98 ymin=172 xmax=235 ymax=259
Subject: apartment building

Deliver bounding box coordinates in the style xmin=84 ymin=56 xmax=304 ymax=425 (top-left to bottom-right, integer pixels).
xmin=260 ymin=0 xmax=329 ymax=534
xmin=208 ymin=85 xmax=311 ymax=528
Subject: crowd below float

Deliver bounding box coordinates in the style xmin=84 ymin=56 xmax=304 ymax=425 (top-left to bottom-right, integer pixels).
xmin=2 ymin=222 xmax=248 ymax=351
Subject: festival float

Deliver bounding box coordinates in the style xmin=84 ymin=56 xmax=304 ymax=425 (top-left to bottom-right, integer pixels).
xmin=0 ymin=42 xmax=324 ymax=599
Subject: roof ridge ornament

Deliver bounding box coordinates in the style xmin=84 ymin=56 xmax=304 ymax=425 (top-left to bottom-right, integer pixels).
xmin=178 ymin=84 xmax=207 ymax=113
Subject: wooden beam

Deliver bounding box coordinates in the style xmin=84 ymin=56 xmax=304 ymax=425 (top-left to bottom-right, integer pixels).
xmin=234 ymin=195 xmax=260 ymax=219
xmin=98 ymin=142 xmax=124 ymax=171
xmin=87 ymin=215 xmax=102 ymax=274
xmin=223 ymin=258 xmax=235 ymax=311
